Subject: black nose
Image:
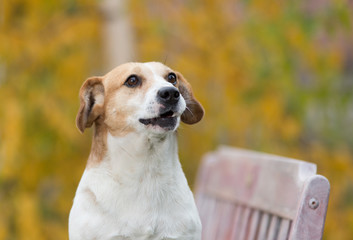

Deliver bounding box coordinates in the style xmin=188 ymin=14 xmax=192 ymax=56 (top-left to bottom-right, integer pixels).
xmin=157 ymin=87 xmax=180 ymax=105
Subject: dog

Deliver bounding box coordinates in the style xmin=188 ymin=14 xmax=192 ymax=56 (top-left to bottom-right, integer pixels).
xmin=69 ymin=62 xmax=204 ymax=240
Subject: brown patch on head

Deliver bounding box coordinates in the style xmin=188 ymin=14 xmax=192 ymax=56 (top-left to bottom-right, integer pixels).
xmin=102 ymin=63 xmax=153 ymax=136
xmin=102 ymin=64 xmax=135 ymax=137
xmin=76 ymin=62 xmax=204 ymax=168
xmin=176 ymin=72 xmax=204 ymax=124
xmin=76 ymin=63 xmax=155 ymax=167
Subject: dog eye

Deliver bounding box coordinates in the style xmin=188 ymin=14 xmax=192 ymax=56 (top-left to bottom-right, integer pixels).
xmin=167 ymin=73 xmax=177 ymax=85
xmin=124 ymin=75 xmax=141 ymax=88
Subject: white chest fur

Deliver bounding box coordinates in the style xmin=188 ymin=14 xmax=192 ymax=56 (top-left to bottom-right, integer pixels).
xmin=69 ymin=132 xmax=201 ymax=240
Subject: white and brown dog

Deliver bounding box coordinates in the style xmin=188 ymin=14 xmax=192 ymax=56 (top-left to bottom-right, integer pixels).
xmin=69 ymin=62 xmax=204 ymax=240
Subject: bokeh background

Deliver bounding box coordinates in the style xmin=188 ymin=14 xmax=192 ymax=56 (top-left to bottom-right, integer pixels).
xmin=1 ymin=0 xmax=353 ymax=239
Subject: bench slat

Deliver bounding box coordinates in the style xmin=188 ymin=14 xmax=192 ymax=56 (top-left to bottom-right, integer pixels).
xmin=257 ymin=212 xmax=270 ymax=240
xmin=214 ymin=201 xmax=236 ymax=240
xmin=277 ymin=219 xmax=291 ymax=240
xmin=229 ymin=204 xmax=243 ymax=239
xmin=237 ymin=207 xmax=251 ymax=240
xmin=267 ymin=215 xmax=280 ymax=240
xmin=247 ymin=209 xmax=261 ymax=240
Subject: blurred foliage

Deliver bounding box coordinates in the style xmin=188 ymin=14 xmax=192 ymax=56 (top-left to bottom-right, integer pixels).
xmin=0 ymin=0 xmax=102 ymax=239
xmin=1 ymin=0 xmax=353 ymax=239
xmin=130 ymin=0 xmax=353 ymax=239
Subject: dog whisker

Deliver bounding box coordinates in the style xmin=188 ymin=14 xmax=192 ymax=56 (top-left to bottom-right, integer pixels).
xmin=185 ymin=106 xmax=194 ymax=117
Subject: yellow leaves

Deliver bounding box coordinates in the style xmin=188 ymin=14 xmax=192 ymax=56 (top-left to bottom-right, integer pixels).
xmin=259 ymin=92 xmax=283 ymax=129
xmin=332 ymin=148 xmax=353 ymax=175
xmin=38 ymin=93 xmax=78 ymax=141
xmin=0 ymin=198 xmax=12 ymax=240
xmin=0 ymin=94 xmax=23 ymax=178
xmin=15 ymin=193 xmax=44 ymax=240
xmin=0 ymin=1 xmax=101 ymax=239
xmin=0 ymin=215 xmax=8 ymax=240
xmin=287 ymin=25 xmax=305 ymax=50
xmin=251 ymin=0 xmax=282 ymax=19
xmin=281 ymin=117 xmax=301 ymax=141
xmin=42 ymin=221 xmax=68 ymax=240
xmin=254 ymin=92 xmax=300 ymax=142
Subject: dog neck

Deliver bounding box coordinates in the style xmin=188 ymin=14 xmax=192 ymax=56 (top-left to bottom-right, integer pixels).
xmin=87 ymin=124 xmax=180 ymax=181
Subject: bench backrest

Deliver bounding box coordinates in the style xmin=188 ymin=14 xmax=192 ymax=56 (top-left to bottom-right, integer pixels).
xmin=194 ymin=146 xmax=330 ymax=240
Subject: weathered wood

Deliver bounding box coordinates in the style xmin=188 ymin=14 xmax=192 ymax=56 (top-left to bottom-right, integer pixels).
xmin=236 ymin=206 xmax=251 ymax=240
xmin=215 ymin=201 xmax=236 ymax=239
xmin=290 ymin=175 xmax=330 ymax=240
xmin=257 ymin=212 xmax=271 ymax=240
xmin=194 ymin=146 xmax=330 ymax=240
xmin=203 ymin=198 xmax=219 ymax=240
xmin=277 ymin=219 xmax=291 ymax=240
xmin=229 ymin=204 xmax=243 ymax=239
xmin=267 ymin=215 xmax=280 ymax=240
xmin=247 ymin=209 xmax=260 ymax=240
xmin=195 ymin=146 xmax=317 ymax=219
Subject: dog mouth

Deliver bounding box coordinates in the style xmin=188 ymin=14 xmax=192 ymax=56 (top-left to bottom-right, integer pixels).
xmin=139 ymin=110 xmax=178 ymax=130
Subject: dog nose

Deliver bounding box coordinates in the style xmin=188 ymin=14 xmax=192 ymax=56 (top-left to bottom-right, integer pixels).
xmin=158 ymin=87 xmax=180 ymax=105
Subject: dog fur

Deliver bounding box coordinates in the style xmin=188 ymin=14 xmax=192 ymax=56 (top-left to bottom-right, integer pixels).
xmin=69 ymin=62 xmax=204 ymax=240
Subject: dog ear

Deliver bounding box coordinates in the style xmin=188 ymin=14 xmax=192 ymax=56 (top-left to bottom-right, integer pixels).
xmin=176 ymin=72 xmax=204 ymax=124
xmin=76 ymin=77 xmax=105 ymax=133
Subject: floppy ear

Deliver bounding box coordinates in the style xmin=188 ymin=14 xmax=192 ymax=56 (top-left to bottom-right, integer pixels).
xmin=177 ymin=72 xmax=204 ymax=124
xmin=76 ymin=77 xmax=105 ymax=133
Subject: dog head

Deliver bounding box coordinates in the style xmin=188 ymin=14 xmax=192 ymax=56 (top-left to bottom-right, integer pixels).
xmin=76 ymin=62 xmax=204 ymax=136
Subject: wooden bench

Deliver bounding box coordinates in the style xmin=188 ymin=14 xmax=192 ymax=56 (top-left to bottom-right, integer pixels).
xmin=195 ymin=146 xmax=330 ymax=240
